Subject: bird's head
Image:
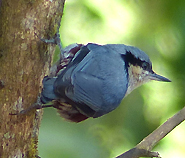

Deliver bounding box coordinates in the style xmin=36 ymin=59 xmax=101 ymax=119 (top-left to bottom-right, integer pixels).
xmin=120 ymin=46 xmax=171 ymax=96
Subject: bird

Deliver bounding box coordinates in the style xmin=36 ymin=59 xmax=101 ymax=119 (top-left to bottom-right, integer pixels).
xmin=40 ymin=43 xmax=171 ymax=122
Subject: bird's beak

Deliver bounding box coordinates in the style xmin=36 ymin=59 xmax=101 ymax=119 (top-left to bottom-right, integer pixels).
xmin=149 ymin=72 xmax=171 ymax=82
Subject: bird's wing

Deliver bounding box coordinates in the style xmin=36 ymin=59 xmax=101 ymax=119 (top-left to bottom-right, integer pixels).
xmin=56 ymin=44 xmax=128 ymax=117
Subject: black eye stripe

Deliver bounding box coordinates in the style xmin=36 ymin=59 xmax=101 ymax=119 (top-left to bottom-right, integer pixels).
xmin=121 ymin=51 xmax=152 ymax=71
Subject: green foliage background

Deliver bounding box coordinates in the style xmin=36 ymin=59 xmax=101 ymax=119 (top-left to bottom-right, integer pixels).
xmin=39 ymin=0 xmax=185 ymax=157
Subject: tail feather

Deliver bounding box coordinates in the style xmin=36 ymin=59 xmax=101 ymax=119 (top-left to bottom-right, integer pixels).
xmin=41 ymin=76 xmax=58 ymax=104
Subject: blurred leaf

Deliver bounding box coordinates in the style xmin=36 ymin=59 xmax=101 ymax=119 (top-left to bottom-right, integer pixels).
xmin=39 ymin=1 xmax=185 ymax=158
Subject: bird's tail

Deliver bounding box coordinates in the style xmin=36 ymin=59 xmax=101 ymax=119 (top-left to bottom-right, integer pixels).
xmin=41 ymin=76 xmax=58 ymax=104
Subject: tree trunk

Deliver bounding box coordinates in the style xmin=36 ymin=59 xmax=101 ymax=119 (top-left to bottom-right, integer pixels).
xmin=0 ymin=0 xmax=65 ymax=157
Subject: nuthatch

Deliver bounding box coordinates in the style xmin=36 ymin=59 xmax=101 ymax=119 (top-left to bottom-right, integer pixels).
xmin=40 ymin=42 xmax=171 ymax=122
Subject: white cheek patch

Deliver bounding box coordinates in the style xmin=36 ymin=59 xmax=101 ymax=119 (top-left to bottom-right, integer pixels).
xmin=125 ymin=65 xmax=151 ymax=96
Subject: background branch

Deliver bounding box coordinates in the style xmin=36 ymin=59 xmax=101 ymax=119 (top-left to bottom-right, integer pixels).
xmin=116 ymin=106 xmax=185 ymax=158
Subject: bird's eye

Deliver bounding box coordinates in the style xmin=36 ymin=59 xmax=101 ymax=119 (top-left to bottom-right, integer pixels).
xmin=142 ymin=62 xmax=149 ymax=70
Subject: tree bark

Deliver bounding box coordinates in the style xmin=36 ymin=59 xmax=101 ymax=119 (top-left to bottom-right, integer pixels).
xmin=0 ymin=0 xmax=65 ymax=157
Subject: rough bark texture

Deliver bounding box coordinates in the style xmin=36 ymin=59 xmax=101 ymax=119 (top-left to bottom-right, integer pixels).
xmin=0 ymin=0 xmax=65 ymax=157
